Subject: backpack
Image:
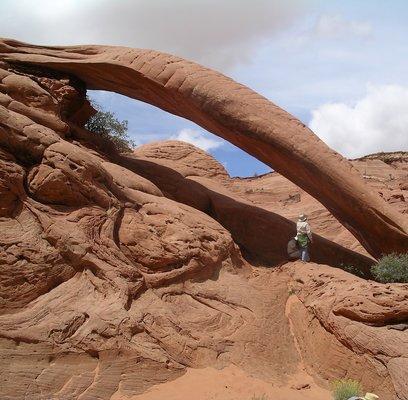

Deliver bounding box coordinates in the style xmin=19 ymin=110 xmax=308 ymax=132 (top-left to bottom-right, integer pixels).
xmin=287 ymin=238 xmax=300 ymax=260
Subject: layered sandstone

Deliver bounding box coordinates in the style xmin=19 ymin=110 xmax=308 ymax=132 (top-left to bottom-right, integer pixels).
xmin=226 ymin=154 xmax=408 ymax=257
xmin=129 ymin=141 xmax=374 ymax=271
xmin=0 ymin=42 xmax=407 ymax=400
xmin=0 ymin=38 xmax=407 ymax=258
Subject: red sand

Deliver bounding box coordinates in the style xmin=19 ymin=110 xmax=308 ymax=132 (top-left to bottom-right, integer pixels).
xmin=112 ymin=365 xmax=330 ymax=400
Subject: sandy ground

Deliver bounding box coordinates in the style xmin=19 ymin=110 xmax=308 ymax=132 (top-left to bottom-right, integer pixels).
xmin=112 ymin=365 xmax=331 ymax=400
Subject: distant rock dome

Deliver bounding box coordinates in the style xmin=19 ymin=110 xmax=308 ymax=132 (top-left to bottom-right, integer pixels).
xmin=133 ymin=140 xmax=229 ymax=180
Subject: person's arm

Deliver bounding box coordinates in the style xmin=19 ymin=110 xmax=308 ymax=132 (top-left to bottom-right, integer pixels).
xmin=306 ymin=223 xmax=313 ymax=242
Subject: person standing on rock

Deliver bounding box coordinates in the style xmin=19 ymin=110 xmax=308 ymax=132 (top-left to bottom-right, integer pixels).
xmin=296 ymin=214 xmax=313 ymax=262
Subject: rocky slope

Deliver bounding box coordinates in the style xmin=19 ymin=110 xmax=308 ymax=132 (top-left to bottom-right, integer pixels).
xmin=0 ymin=41 xmax=407 ymax=400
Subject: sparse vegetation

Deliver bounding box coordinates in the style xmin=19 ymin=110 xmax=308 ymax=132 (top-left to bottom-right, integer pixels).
xmin=339 ymin=263 xmax=366 ymax=278
xmin=371 ymin=253 xmax=408 ymax=283
xmin=250 ymin=395 xmax=268 ymax=400
xmin=331 ymin=379 xmax=362 ymax=400
xmin=85 ymin=101 xmax=136 ymax=153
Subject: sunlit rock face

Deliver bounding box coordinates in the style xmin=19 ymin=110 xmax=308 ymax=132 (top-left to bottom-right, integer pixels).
xmin=0 ymin=41 xmax=407 ymax=400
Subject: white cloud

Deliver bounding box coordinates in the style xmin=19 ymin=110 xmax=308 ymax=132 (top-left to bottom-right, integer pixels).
xmin=1 ymin=0 xmax=309 ymax=71
xmin=313 ymin=14 xmax=372 ymax=38
xmin=309 ymin=84 xmax=408 ymax=158
xmin=171 ymin=129 xmax=224 ymax=152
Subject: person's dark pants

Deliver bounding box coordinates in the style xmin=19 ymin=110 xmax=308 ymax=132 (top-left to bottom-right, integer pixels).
xmin=299 ymin=245 xmax=310 ymax=262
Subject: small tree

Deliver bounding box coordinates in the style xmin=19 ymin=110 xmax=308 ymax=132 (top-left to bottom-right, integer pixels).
xmin=85 ymin=101 xmax=136 ymax=153
xmin=371 ymin=253 xmax=408 ymax=283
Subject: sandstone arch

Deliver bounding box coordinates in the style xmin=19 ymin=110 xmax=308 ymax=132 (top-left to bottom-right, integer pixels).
xmin=1 ymin=38 xmax=407 ymax=258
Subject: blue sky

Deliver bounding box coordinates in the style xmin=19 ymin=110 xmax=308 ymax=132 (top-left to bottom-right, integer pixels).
xmin=2 ymin=0 xmax=408 ymax=176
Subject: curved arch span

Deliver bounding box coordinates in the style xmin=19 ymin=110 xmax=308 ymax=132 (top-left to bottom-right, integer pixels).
xmin=0 ymin=38 xmax=407 ymax=258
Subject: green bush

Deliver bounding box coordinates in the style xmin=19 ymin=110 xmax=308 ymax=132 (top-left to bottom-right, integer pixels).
xmin=85 ymin=101 xmax=136 ymax=153
xmin=371 ymin=253 xmax=408 ymax=283
xmin=331 ymin=379 xmax=362 ymax=400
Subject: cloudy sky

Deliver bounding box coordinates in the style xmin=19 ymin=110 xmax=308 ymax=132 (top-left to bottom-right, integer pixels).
xmin=2 ymin=0 xmax=408 ymax=176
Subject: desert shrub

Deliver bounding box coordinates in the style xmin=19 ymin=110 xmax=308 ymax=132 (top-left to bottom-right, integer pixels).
xmin=371 ymin=253 xmax=408 ymax=283
xmin=331 ymin=379 xmax=362 ymax=400
xmin=250 ymin=395 xmax=268 ymax=400
xmin=85 ymin=101 xmax=136 ymax=153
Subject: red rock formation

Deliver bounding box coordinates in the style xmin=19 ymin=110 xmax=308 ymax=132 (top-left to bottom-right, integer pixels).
xmin=0 ymin=46 xmax=407 ymax=400
xmin=0 ymin=38 xmax=407 ymax=258
xmin=285 ymin=262 xmax=408 ymax=400
xmin=225 ymin=154 xmax=408 ymax=257
xmin=128 ymin=141 xmax=374 ymax=271
xmin=0 ymin=63 xmax=260 ymax=398
xmin=133 ymin=140 xmax=229 ymax=180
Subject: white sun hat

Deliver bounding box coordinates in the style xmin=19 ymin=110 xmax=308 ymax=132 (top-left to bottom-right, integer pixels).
xmin=360 ymin=394 xmax=379 ymax=400
xmin=298 ymin=213 xmax=307 ymax=222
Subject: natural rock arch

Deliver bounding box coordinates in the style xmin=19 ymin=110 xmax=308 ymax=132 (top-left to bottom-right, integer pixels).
xmin=1 ymin=38 xmax=407 ymax=258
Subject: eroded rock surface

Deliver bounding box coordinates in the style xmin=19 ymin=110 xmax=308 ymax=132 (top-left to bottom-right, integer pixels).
xmin=285 ymin=262 xmax=408 ymax=400
xmin=0 ymin=38 xmax=407 ymax=258
xmin=0 ymin=49 xmax=407 ymax=400
xmin=0 ymin=61 xmax=302 ymax=400
xmin=226 ymin=154 xmax=408 ymax=257
xmin=134 ymin=140 xmax=229 ymax=180
xmin=128 ymin=141 xmax=374 ymax=271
